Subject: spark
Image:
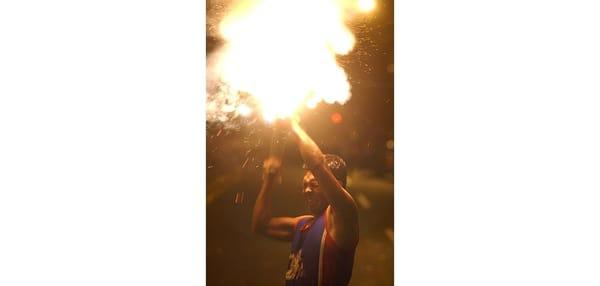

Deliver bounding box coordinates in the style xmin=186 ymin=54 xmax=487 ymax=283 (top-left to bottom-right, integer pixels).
xmin=241 ymin=157 xmax=250 ymax=168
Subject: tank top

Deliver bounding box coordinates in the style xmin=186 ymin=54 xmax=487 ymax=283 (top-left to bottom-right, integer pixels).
xmin=284 ymin=214 xmax=356 ymax=286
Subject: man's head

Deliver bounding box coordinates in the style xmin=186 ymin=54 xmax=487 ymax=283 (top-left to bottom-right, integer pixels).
xmin=302 ymin=154 xmax=347 ymax=215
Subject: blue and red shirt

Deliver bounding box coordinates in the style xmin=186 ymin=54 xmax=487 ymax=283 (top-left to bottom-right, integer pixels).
xmin=285 ymin=214 xmax=356 ymax=286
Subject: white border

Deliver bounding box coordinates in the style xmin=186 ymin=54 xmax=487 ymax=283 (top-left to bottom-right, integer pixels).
xmin=396 ymin=0 xmax=600 ymax=285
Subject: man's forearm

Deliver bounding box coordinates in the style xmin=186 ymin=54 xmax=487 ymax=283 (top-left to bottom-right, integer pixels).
xmin=291 ymin=121 xmax=325 ymax=169
xmin=251 ymin=178 xmax=275 ymax=233
xmin=292 ymin=121 xmax=356 ymax=213
xmin=310 ymin=163 xmax=356 ymax=213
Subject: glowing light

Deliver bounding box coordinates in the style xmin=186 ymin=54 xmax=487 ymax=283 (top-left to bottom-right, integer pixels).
xmin=209 ymin=0 xmax=372 ymax=122
xmin=306 ymin=97 xmax=319 ymax=109
xmin=386 ymin=139 xmax=394 ymax=150
xmin=357 ymin=0 xmax=376 ymax=12
xmin=237 ymin=104 xmax=252 ymax=117
xmin=330 ymin=112 xmax=343 ymax=124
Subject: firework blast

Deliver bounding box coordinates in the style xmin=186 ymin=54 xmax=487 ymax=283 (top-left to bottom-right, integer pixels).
xmin=207 ymin=0 xmax=375 ymax=124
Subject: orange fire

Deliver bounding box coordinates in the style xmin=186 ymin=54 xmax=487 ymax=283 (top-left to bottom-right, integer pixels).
xmin=209 ymin=0 xmax=375 ymax=122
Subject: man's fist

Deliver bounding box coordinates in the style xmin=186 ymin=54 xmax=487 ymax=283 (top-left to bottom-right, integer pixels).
xmin=263 ymin=156 xmax=282 ymax=181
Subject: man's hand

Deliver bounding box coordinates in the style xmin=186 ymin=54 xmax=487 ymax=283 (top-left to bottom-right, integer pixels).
xmin=262 ymin=156 xmax=282 ymax=182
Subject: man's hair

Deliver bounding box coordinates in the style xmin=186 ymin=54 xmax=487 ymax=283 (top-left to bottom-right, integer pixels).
xmin=324 ymin=154 xmax=347 ymax=188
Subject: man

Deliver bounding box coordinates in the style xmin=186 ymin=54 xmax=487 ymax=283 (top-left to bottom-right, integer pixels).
xmin=252 ymin=120 xmax=359 ymax=286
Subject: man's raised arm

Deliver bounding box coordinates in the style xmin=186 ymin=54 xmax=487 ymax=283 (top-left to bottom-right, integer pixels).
xmin=251 ymin=157 xmax=308 ymax=241
xmin=289 ymin=121 xmax=357 ymax=215
xmin=288 ymin=121 xmax=358 ymax=249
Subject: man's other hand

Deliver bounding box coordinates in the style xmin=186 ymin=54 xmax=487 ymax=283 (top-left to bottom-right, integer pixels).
xmin=263 ymin=156 xmax=282 ymax=181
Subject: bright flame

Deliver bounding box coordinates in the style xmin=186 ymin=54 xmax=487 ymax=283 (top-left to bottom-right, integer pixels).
xmin=209 ymin=0 xmax=370 ymax=122
xmin=237 ymin=103 xmax=253 ymax=117
xmin=357 ymin=0 xmax=376 ymax=12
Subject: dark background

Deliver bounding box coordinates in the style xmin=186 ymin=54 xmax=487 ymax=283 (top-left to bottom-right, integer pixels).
xmin=206 ymin=0 xmax=394 ymax=284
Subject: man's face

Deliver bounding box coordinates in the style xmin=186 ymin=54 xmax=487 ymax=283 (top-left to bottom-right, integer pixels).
xmin=302 ymin=171 xmax=327 ymax=215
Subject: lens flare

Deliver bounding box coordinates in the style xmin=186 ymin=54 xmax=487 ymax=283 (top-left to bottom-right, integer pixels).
xmin=208 ymin=0 xmax=371 ymax=123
